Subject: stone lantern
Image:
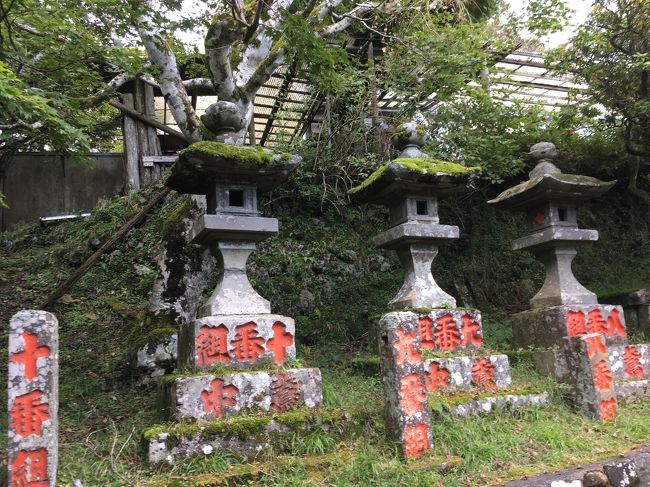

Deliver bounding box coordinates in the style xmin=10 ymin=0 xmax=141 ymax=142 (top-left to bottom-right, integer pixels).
xmin=349 ymin=122 xmax=476 ymax=310
xmin=158 ymin=140 xmax=322 ymax=424
xmin=488 ymin=142 xmax=627 ymax=348
xmin=349 ymin=122 xmax=534 ymax=459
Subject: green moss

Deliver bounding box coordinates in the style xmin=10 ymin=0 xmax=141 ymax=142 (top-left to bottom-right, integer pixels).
xmin=159 ymin=195 xmax=196 ymax=237
xmin=428 ymin=387 xmax=546 ymax=411
xmin=161 ymin=358 xmax=306 ymax=383
xmin=178 ymin=141 xmax=291 ymax=168
xmin=348 ymin=158 xmax=480 ymax=195
xmin=143 ymin=407 xmax=361 ymax=442
xmin=350 ymin=355 xmax=380 ymax=376
xmin=133 ymin=326 xmax=175 ymax=351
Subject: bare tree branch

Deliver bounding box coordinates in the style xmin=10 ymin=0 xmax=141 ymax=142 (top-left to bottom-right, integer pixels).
xmin=319 ymin=2 xmax=376 ymax=37
xmin=136 ymin=0 xmax=202 ymax=141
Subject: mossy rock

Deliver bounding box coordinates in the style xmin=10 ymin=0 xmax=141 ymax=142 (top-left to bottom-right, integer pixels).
xmin=166 ymin=141 xmax=301 ymax=194
xmin=348 ymin=157 xmax=480 ymax=203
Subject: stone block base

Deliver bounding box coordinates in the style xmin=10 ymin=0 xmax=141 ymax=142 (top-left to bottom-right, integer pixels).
xmin=607 ymin=344 xmax=650 ymax=380
xmin=146 ymin=408 xmax=358 ymax=465
xmin=512 ymin=304 xmax=627 ymax=348
xmin=177 ymin=314 xmax=296 ymax=370
xmin=423 ymin=355 xmax=511 ymax=392
xmin=615 ymin=379 xmax=650 ymax=403
xmin=443 ymin=392 xmax=550 ymax=418
xmin=164 ymin=368 xmax=322 ymax=421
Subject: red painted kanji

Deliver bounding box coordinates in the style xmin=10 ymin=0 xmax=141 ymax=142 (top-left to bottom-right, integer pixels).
xmin=11 ymin=448 xmax=48 ymax=486
xmin=200 ymin=379 xmax=238 ymax=417
xmin=600 ymin=398 xmax=617 ymax=421
xmin=566 ymin=310 xmax=587 ymax=336
xmin=593 ymin=360 xmax=613 ymax=392
xmin=433 ymin=314 xmax=462 ymax=351
xmin=230 ymin=321 xmax=265 ymax=363
xmin=587 ymin=309 xmax=608 ymax=334
xmin=399 ymin=373 xmax=427 ymax=415
xmin=10 ymin=391 xmax=49 ymax=438
xmin=534 ymin=212 xmax=545 ymax=225
xmin=425 ymin=362 xmax=450 ymax=392
xmin=624 ymin=346 xmax=644 ymax=378
xmin=471 ymin=358 xmax=496 ymax=390
xmin=460 ymin=314 xmax=482 ymax=348
xmin=270 ymin=373 xmax=300 ymax=412
xmin=266 ymin=321 xmax=293 ymax=365
xmin=418 ymin=316 xmax=435 ymax=350
xmin=394 ymin=326 xmax=422 ymax=366
xmin=607 ymin=309 xmax=627 ymax=339
xmin=585 ymin=335 xmax=606 ymax=360
xmin=403 ymin=423 xmax=430 ymax=459
xmin=195 ymin=325 xmax=231 ymax=366
xmin=10 ymin=332 xmax=49 ymax=381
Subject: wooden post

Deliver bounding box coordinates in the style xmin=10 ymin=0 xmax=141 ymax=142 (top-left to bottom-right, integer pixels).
xmin=144 ymin=82 xmax=163 ymax=180
xmin=122 ymin=93 xmax=141 ymax=192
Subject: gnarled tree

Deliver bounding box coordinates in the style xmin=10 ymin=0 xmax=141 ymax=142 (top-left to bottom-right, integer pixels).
xmin=135 ymin=0 xmax=377 ymax=145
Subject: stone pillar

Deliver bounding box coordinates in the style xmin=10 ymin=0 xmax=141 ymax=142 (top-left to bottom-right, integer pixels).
xmin=378 ymin=312 xmax=433 ymax=459
xmin=7 ymin=310 xmax=58 ymax=487
xmin=563 ymin=334 xmax=617 ymax=421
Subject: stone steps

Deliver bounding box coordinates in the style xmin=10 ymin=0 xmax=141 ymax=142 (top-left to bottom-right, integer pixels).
xmin=145 ymin=406 xmax=372 ymax=465
xmin=431 ymin=391 xmax=550 ymax=418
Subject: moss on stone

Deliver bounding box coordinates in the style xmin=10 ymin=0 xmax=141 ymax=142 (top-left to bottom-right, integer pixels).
xmin=134 ymin=326 xmax=175 ymax=351
xmin=178 ymin=141 xmax=291 ymax=169
xmin=350 ymin=355 xmax=380 ymax=376
xmin=143 ymin=407 xmax=360 ymax=442
xmin=348 ymin=158 xmax=480 ymax=195
xmin=428 ymin=387 xmax=546 ymax=411
xmin=159 ymin=195 xmax=196 ymax=238
xmin=161 ymin=359 xmax=306 ymax=383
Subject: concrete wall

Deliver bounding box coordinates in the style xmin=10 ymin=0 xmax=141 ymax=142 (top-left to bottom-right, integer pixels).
xmin=0 ymin=153 xmax=125 ymax=231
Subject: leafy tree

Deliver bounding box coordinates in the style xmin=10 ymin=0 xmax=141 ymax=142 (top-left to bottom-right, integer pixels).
xmin=553 ymin=0 xmax=650 ymax=208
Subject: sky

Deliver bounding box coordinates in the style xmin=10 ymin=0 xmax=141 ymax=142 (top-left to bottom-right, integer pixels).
xmin=506 ymin=0 xmax=593 ymax=48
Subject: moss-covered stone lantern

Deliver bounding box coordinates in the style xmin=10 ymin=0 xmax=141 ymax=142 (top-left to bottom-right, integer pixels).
xmin=349 ymin=122 xmax=479 ymax=310
xmin=167 ymin=141 xmax=300 ymax=317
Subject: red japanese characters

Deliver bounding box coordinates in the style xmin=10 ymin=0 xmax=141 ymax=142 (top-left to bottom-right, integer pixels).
xmin=266 ymin=322 xmax=294 ymax=365
xmin=11 ymin=448 xmax=49 ymax=487
xmin=433 ymin=314 xmax=462 ymax=351
xmin=270 ymin=373 xmax=301 ymax=412
xmin=565 ymin=307 xmax=626 ymax=340
xmin=8 ymin=310 xmax=58 ymax=487
xmin=623 ymin=346 xmax=644 ymax=378
xmin=192 ymin=319 xmax=295 ymax=367
xmin=10 ymin=391 xmax=49 ymax=438
xmin=10 ymin=332 xmax=50 ymax=381
xmin=471 ymin=358 xmax=497 ymax=391
xmin=425 ymin=362 xmax=450 ymax=392
xmin=399 ymin=373 xmax=428 ymax=415
xmin=200 ymin=379 xmax=238 ymax=417
xmin=417 ymin=312 xmax=483 ymax=352
xmin=403 ymin=423 xmax=431 ymax=459
xmin=196 ymin=325 xmax=231 ymax=366
xmin=394 ymin=327 xmax=422 ymax=366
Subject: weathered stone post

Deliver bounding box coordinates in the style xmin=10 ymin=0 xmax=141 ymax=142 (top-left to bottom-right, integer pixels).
xmin=160 ymin=141 xmax=322 ymax=422
xmin=350 ymin=121 xmax=481 ymax=458
xmin=488 ymin=142 xmax=627 ymax=349
xmin=7 ymin=310 xmax=58 ymax=486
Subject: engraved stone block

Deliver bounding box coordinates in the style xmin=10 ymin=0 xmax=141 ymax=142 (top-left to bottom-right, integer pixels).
xmin=178 ymin=314 xmax=295 ymax=370
xmin=167 ymin=368 xmax=322 ymax=421
xmin=607 ymin=344 xmax=650 ymax=380
xmin=417 ymin=308 xmax=484 ymax=352
xmin=423 ymin=355 xmax=511 ymax=392
xmin=8 ymin=310 xmax=58 ymax=487
xmin=512 ymin=304 xmax=627 ymax=348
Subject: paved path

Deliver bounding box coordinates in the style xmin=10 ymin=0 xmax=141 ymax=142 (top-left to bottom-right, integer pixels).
xmin=493 ymin=446 xmax=650 ymax=486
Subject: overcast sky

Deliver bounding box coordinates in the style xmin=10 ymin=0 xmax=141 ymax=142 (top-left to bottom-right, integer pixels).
xmin=506 ymin=0 xmax=593 ymax=48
